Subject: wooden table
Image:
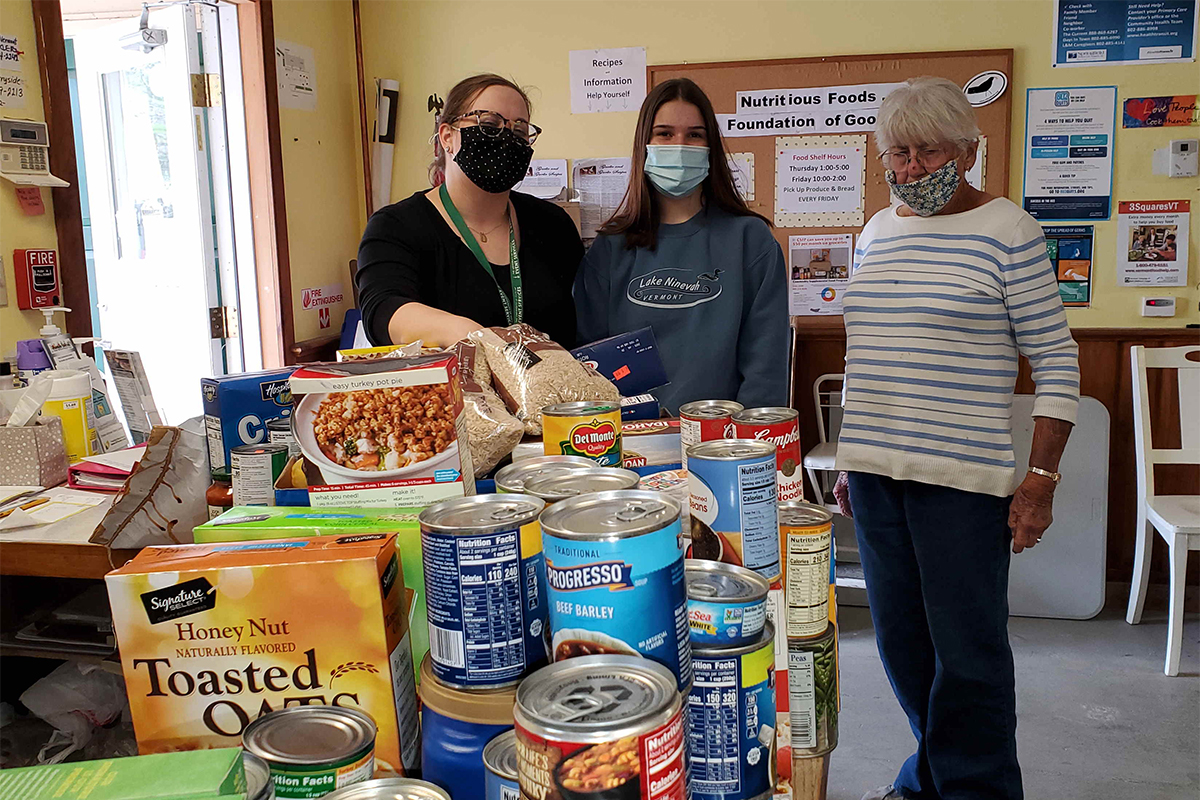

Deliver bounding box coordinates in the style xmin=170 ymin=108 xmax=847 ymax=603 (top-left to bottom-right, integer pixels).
xmin=0 ymin=496 xmax=137 ymax=580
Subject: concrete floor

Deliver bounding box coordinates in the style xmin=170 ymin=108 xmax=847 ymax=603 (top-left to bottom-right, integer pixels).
xmin=826 ymin=601 xmax=1200 ymax=800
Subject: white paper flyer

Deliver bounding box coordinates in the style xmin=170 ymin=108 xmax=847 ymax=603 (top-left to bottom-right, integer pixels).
xmin=788 ymin=234 xmax=854 ymax=316
xmin=1116 ymin=200 xmax=1190 ymax=287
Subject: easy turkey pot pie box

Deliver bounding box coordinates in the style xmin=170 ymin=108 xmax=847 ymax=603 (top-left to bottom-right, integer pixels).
xmin=105 ymin=535 xmax=420 ymax=777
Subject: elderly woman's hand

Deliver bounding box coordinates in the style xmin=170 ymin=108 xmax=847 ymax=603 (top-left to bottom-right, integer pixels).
xmin=834 ymin=471 xmax=853 ymax=519
xmin=1008 ymin=473 xmax=1056 ymax=553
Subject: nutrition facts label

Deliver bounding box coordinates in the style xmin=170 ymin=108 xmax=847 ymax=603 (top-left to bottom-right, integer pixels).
xmin=688 ymin=656 xmax=741 ymax=793
xmin=737 ymin=460 xmax=780 ymax=579
xmin=786 ymin=529 xmax=832 ymax=638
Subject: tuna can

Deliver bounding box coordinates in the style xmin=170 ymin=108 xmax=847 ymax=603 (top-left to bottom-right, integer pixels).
xmin=685 ymin=559 xmax=770 ymax=647
xmin=731 ymin=407 xmax=802 ymax=503
xmin=540 ymin=490 xmax=692 ymax=692
xmin=679 ymin=400 xmax=743 ymax=471
xmin=780 ymin=501 xmax=833 ymax=639
xmin=483 ymin=730 xmax=520 ymax=800
xmin=267 ymin=416 xmax=301 ymax=458
xmin=494 ymin=456 xmax=599 ymax=494
xmin=687 ymin=440 xmax=781 ymax=583
xmin=244 ymin=751 xmax=276 ymax=800
xmin=242 ymin=706 xmax=377 ymax=799
xmin=514 ymin=654 xmax=687 ymax=800
xmin=419 ymin=654 xmax=515 ymax=799
xmin=322 ymin=778 xmax=451 ymax=800
xmin=230 ymin=443 xmax=289 ymax=506
xmin=523 ymin=467 xmax=640 ymax=503
xmin=787 ymin=623 xmax=838 ymax=757
xmin=688 ymin=621 xmax=777 ymax=800
xmin=419 ymin=494 xmax=549 ymax=688
xmin=542 ymin=401 xmax=623 ymax=467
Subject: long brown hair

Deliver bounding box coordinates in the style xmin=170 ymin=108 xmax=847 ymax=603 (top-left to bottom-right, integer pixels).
xmin=429 ymin=73 xmax=532 ymax=186
xmin=601 ymin=78 xmax=768 ymax=249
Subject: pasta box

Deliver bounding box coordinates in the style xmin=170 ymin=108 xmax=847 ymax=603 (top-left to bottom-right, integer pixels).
xmin=0 ymin=747 xmax=246 ymax=799
xmin=201 ymin=369 xmax=296 ymax=471
xmin=571 ymin=327 xmax=668 ymax=396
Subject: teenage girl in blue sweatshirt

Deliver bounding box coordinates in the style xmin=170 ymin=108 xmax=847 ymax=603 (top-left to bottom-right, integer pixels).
xmin=574 ymin=79 xmax=789 ymax=414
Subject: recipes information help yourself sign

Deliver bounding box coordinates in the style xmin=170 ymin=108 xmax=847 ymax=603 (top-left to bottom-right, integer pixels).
xmin=569 ymin=47 xmax=646 ymax=114
xmin=1022 ymin=86 xmax=1117 ymax=220
xmin=1116 ymin=200 xmax=1190 ymax=286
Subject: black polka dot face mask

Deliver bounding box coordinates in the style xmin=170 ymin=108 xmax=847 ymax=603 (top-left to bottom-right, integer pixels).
xmin=453 ymin=125 xmax=534 ymax=194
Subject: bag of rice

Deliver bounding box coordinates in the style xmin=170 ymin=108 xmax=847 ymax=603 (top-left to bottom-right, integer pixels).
xmin=455 ymin=337 xmax=524 ymax=477
xmin=470 ymin=324 xmax=619 ymax=435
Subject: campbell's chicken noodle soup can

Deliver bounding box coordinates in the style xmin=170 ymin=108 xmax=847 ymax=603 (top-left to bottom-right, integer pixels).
xmin=732 ymin=407 xmax=803 ymax=502
xmin=542 ymin=401 xmax=623 ymax=467
xmin=513 ymin=655 xmax=688 ymax=800
xmin=679 ymin=400 xmax=743 ymax=471
xmin=780 ymin=501 xmax=833 ymax=639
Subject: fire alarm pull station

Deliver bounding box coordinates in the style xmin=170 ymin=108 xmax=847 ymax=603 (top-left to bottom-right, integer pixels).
xmin=13 ymin=249 xmax=61 ymax=309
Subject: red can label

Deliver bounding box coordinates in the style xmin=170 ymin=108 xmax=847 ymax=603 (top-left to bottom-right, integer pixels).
xmin=680 ymin=416 xmax=734 ymax=471
xmin=734 ymin=418 xmax=803 ymax=502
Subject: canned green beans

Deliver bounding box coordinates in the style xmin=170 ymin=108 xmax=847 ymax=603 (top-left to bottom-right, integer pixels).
xmin=494 ymin=456 xmax=598 ymax=494
xmin=685 ymin=559 xmax=770 ymax=647
xmin=787 ymin=623 xmax=838 ymax=757
xmin=242 ymin=706 xmax=377 ymax=799
xmin=230 ymin=443 xmax=289 ymax=506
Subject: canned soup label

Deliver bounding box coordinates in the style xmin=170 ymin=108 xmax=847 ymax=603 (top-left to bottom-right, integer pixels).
xmin=689 ymin=458 xmax=779 ymax=580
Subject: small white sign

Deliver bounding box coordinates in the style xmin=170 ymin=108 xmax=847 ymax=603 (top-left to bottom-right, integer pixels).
xmin=789 ymin=234 xmax=853 ymax=316
xmin=0 ymin=73 xmax=25 ymax=108
xmin=964 ymin=71 xmax=1008 ymax=107
xmin=727 ymin=152 xmax=755 ymax=201
xmin=276 ymin=40 xmax=316 ymax=111
xmin=1116 ymin=200 xmax=1190 ymax=287
xmin=515 ymin=159 xmax=568 ymax=199
xmin=301 ymin=283 xmax=344 ymax=310
xmin=569 ymin=47 xmax=646 ymax=114
xmin=776 ymin=147 xmax=865 ymax=215
xmin=0 ymin=34 xmax=21 ymax=70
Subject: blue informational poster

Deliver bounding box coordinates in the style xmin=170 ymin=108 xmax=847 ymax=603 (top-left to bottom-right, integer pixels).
xmin=1023 ymin=87 xmax=1118 ymax=221
xmin=1054 ymin=0 xmax=1198 ymax=67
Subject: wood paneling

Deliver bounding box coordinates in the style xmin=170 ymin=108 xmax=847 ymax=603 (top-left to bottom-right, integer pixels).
xmin=792 ymin=326 xmax=1200 ymax=587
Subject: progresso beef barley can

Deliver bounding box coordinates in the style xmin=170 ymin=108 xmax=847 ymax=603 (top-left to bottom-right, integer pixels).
xmin=514 ymin=655 xmax=687 ymax=800
xmin=679 ymin=400 xmax=743 ymax=472
xmin=780 ymin=501 xmax=833 ymax=639
xmin=484 ymin=730 xmax=521 ymax=800
xmin=540 ymin=490 xmax=692 ymax=692
xmin=687 ymin=440 xmax=781 ymax=584
xmin=542 ymin=401 xmax=623 ymax=467
xmin=685 ymin=559 xmax=770 ymax=648
xmin=731 ymin=408 xmax=802 ymax=503
xmin=419 ymin=494 xmax=549 ymax=688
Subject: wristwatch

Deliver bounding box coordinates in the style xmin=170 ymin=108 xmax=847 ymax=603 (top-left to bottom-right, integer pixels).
xmin=1028 ymin=466 xmax=1062 ymax=484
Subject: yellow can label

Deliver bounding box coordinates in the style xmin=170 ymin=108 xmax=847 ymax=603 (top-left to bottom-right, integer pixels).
xmin=542 ymin=410 xmax=622 ymax=467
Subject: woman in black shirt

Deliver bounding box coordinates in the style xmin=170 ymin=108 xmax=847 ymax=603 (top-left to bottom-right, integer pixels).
xmin=357 ymin=74 xmax=582 ymax=348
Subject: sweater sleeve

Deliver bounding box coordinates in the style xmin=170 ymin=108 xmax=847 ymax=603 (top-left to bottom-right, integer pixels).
xmin=735 ymin=234 xmax=790 ymax=408
xmin=1003 ymin=213 xmax=1080 ymax=424
xmin=573 ymin=236 xmax=613 ymax=346
xmin=356 ymin=206 xmax=426 ymax=345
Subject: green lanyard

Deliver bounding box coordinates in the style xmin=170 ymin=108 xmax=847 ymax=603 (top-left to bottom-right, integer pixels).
xmin=439 ymin=183 xmax=522 ymax=325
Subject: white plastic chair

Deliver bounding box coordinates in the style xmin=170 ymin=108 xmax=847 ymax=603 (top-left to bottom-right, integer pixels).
xmin=802 ymin=373 xmax=844 ymax=510
xmin=1125 ymin=344 xmax=1200 ymax=676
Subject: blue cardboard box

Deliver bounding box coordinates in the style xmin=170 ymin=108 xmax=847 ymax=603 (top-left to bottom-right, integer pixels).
xmin=571 ymin=327 xmax=668 ymax=397
xmin=201 ymin=368 xmax=296 ymax=470
xmin=621 ymin=393 xmax=660 ymax=421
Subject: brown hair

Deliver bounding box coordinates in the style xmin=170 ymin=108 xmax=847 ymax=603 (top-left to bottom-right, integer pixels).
xmin=429 ymin=74 xmax=532 ymax=186
xmin=600 ymin=78 xmax=768 ymax=249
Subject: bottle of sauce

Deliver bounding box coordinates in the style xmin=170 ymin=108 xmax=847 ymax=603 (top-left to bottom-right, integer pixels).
xmin=206 ymin=468 xmax=233 ymax=519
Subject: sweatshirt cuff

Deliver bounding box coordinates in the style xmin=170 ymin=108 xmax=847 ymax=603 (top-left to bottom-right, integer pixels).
xmin=1031 ymin=394 xmax=1079 ymax=425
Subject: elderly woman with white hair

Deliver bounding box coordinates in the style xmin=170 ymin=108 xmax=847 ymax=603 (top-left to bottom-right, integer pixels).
xmin=834 ymin=77 xmax=1080 ymax=800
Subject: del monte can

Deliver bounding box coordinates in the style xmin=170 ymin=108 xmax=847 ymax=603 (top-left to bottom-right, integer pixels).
xmin=542 ymin=401 xmax=623 ymax=467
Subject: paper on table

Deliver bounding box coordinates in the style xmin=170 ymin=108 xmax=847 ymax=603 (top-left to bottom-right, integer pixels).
xmin=0 ymin=487 xmax=106 ymax=532
xmin=573 ymin=157 xmax=631 ymax=240
xmin=81 ymin=445 xmax=146 ymax=473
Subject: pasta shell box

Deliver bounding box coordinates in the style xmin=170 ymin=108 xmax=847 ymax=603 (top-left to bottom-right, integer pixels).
xmin=0 ymin=747 xmax=246 ymax=799
xmin=288 ymin=354 xmax=475 ymax=508
xmin=106 ymin=535 xmax=421 ymax=777
xmin=0 ymin=414 xmax=70 ymax=486
xmin=571 ymin=326 xmax=669 ymax=396
xmin=201 ymin=369 xmax=296 ymax=471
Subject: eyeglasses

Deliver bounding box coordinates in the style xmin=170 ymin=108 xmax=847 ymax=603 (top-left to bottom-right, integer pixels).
xmin=449 ymin=109 xmax=542 ymax=145
xmin=877 ymin=144 xmax=955 ymax=171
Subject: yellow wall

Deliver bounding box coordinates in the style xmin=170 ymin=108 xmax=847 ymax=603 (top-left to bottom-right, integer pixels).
xmin=357 ymin=0 xmax=1199 ymax=328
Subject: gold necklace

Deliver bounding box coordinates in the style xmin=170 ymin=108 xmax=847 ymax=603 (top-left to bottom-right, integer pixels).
xmin=467 ymin=212 xmax=509 ymax=244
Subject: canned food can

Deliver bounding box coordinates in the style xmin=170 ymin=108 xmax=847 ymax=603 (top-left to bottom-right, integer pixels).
xmin=244 ymin=751 xmax=276 ymax=800
xmin=679 ymin=400 xmax=743 ymax=471
xmin=231 ymin=443 xmax=289 ymax=506
xmin=419 ymin=494 xmax=549 ymax=688
xmin=542 ymin=401 xmax=623 ymax=466
xmin=494 ymin=456 xmax=599 ymax=494
xmin=687 ymin=440 xmax=781 ymax=583
xmin=514 ymin=655 xmax=687 ymax=800
xmin=731 ymin=407 xmax=802 ymax=503
xmin=688 ymin=622 xmax=777 ymax=800
xmin=787 ymin=624 xmax=838 ymax=757
xmin=242 ymin=706 xmax=377 ymax=799
xmin=483 ymin=730 xmax=520 ymax=800
xmin=523 ymin=467 xmax=640 ymax=503
xmin=322 ymin=778 xmax=451 ymax=800
xmin=780 ymin=501 xmax=833 ymax=639
xmin=685 ymin=559 xmax=770 ymax=647
xmin=267 ymin=417 xmax=301 ymax=458
xmin=541 ymin=490 xmax=692 ymax=692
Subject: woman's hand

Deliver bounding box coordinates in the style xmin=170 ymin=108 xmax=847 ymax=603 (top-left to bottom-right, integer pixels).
xmin=833 ymin=471 xmax=853 ymax=519
xmin=1008 ymin=472 xmax=1056 ymax=553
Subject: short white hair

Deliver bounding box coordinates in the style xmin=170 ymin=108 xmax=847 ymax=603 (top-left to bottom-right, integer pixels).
xmin=874 ymin=76 xmax=981 ymax=153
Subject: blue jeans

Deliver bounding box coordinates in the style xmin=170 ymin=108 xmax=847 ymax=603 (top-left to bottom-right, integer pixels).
xmin=848 ymin=472 xmax=1021 ymax=800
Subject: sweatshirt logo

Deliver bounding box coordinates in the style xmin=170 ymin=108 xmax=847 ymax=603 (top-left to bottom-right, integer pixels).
xmin=627 ymin=267 xmax=723 ymax=309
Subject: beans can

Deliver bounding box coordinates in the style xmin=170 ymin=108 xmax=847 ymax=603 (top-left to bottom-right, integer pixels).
xmin=484 ymin=730 xmax=520 ymax=800
xmin=787 ymin=624 xmax=838 ymax=757
xmin=679 ymin=400 xmax=743 ymax=471
xmin=514 ymin=654 xmax=687 ymax=800
xmin=638 ymin=468 xmax=691 ymax=541
xmin=685 ymin=559 xmax=770 ymax=648
xmin=523 ymin=467 xmax=640 ymax=503
xmin=230 ymin=443 xmax=289 ymax=506
xmin=244 ymin=751 xmax=276 ymax=800
xmin=780 ymin=501 xmax=833 ymax=639
xmin=542 ymin=401 xmax=623 ymax=467
xmin=495 ymin=456 xmax=599 ymax=494
xmin=266 ymin=416 xmax=301 ymax=458
xmin=242 ymin=706 xmax=377 ymax=799
xmin=322 ymin=778 xmax=451 ymax=800
xmin=419 ymin=494 xmax=549 ymax=688
xmin=540 ymin=490 xmax=692 ymax=692
xmin=687 ymin=440 xmax=781 ymax=584
xmin=688 ymin=622 xmax=777 ymax=800
xmin=731 ymin=408 xmax=802 ymax=503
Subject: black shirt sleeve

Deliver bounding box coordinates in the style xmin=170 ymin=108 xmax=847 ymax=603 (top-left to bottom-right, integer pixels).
xmin=356 ymin=195 xmax=432 ymax=345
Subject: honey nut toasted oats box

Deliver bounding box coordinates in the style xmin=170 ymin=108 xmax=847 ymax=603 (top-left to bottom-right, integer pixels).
xmin=105 ymin=535 xmax=420 ymax=777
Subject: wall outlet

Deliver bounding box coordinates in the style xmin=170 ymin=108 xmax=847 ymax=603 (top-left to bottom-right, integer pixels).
xmin=1141 ymin=297 xmax=1176 ymax=317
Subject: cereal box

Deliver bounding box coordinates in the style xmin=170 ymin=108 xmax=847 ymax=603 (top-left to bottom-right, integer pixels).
xmin=106 ymin=536 xmax=420 ymax=777
xmin=202 ymin=369 xmax=296 ymax=471
xmin=288 ymin=353 xmax=475 ymax=508
xmin=0 ymin=747 xmax=246 ymax=800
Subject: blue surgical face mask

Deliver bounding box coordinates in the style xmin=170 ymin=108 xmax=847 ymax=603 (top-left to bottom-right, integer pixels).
xmin=644 ymin=145 xmax=710 ymax=198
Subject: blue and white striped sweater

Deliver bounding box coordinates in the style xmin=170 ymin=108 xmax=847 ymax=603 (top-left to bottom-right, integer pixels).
xmin=835 ymin=198 xmax=1080 ymax=497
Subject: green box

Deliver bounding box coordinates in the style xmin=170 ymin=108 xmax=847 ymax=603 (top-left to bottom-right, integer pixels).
xmin=195 ymin=506 xmax=428 ymax=680
xmin=0 ymin=748 xmax=245 ymax=800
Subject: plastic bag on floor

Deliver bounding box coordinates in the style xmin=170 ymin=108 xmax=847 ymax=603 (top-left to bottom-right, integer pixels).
xmin=19 ymin=661 xmax=128 ymax=764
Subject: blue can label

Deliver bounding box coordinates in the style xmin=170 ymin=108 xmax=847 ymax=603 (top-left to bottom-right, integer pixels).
xmin=688 ymin=455 xmax=780 ymax=582
xmin=423 ymin=522 xmax=548 ymax=687
xmin=485 ymin=769 xmax=519 ymax=800
xmin=689 ymin=596 xmax=767 ymax=647
xmin=688 ymin=640 xmax=777 ymax=800
xmin=544 ymin=518 xmax=692 ymax=691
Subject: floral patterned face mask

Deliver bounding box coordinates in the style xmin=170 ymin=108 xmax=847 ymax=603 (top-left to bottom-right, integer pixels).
xmin=885 ymin=159 xmax=960 ymax=217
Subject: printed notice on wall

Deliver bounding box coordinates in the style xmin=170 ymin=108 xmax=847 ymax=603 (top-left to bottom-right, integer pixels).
xmin=573 ymin=157 xmax=631 ymax=240
xmin=0 ymin=73 xmax=25 ymax=108
xmin=1116 ymin=200 xmax=1190 ymax=286
xmin=276 ymin=40 xmax=316 ymax=111
xmin=717 ymin=82 xmax=902 ymax=138
xmin=515 ymin=159 xmax=568 ymax=199
xmin=775 ymin=135 xmax=867 ymax=227
xmin=569 ymin=47 xmax=646 ymax=114
xmin=1054 ymin=0 xmax=1197 ymax=67
xmin=789 ymin=234 xmax=853 ymax=316
xmin=0 ymin=34 xmax=21 ymax=70
xmin=1043 ymin=225 xmax=1094 ymax=306
xmin=1023 ymin=86 xmax=1116 ymax=221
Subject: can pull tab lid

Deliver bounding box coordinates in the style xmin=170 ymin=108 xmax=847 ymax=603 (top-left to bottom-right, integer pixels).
xmin=691 ymin=583 xmax=718 ymax=598
xmin=551 ymin=683 xmax=633 ymax=722
xmin=614 ymin=501 xmax=663 ymax=522
xmin=489 ymin=505 xmax=525 ymax=523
